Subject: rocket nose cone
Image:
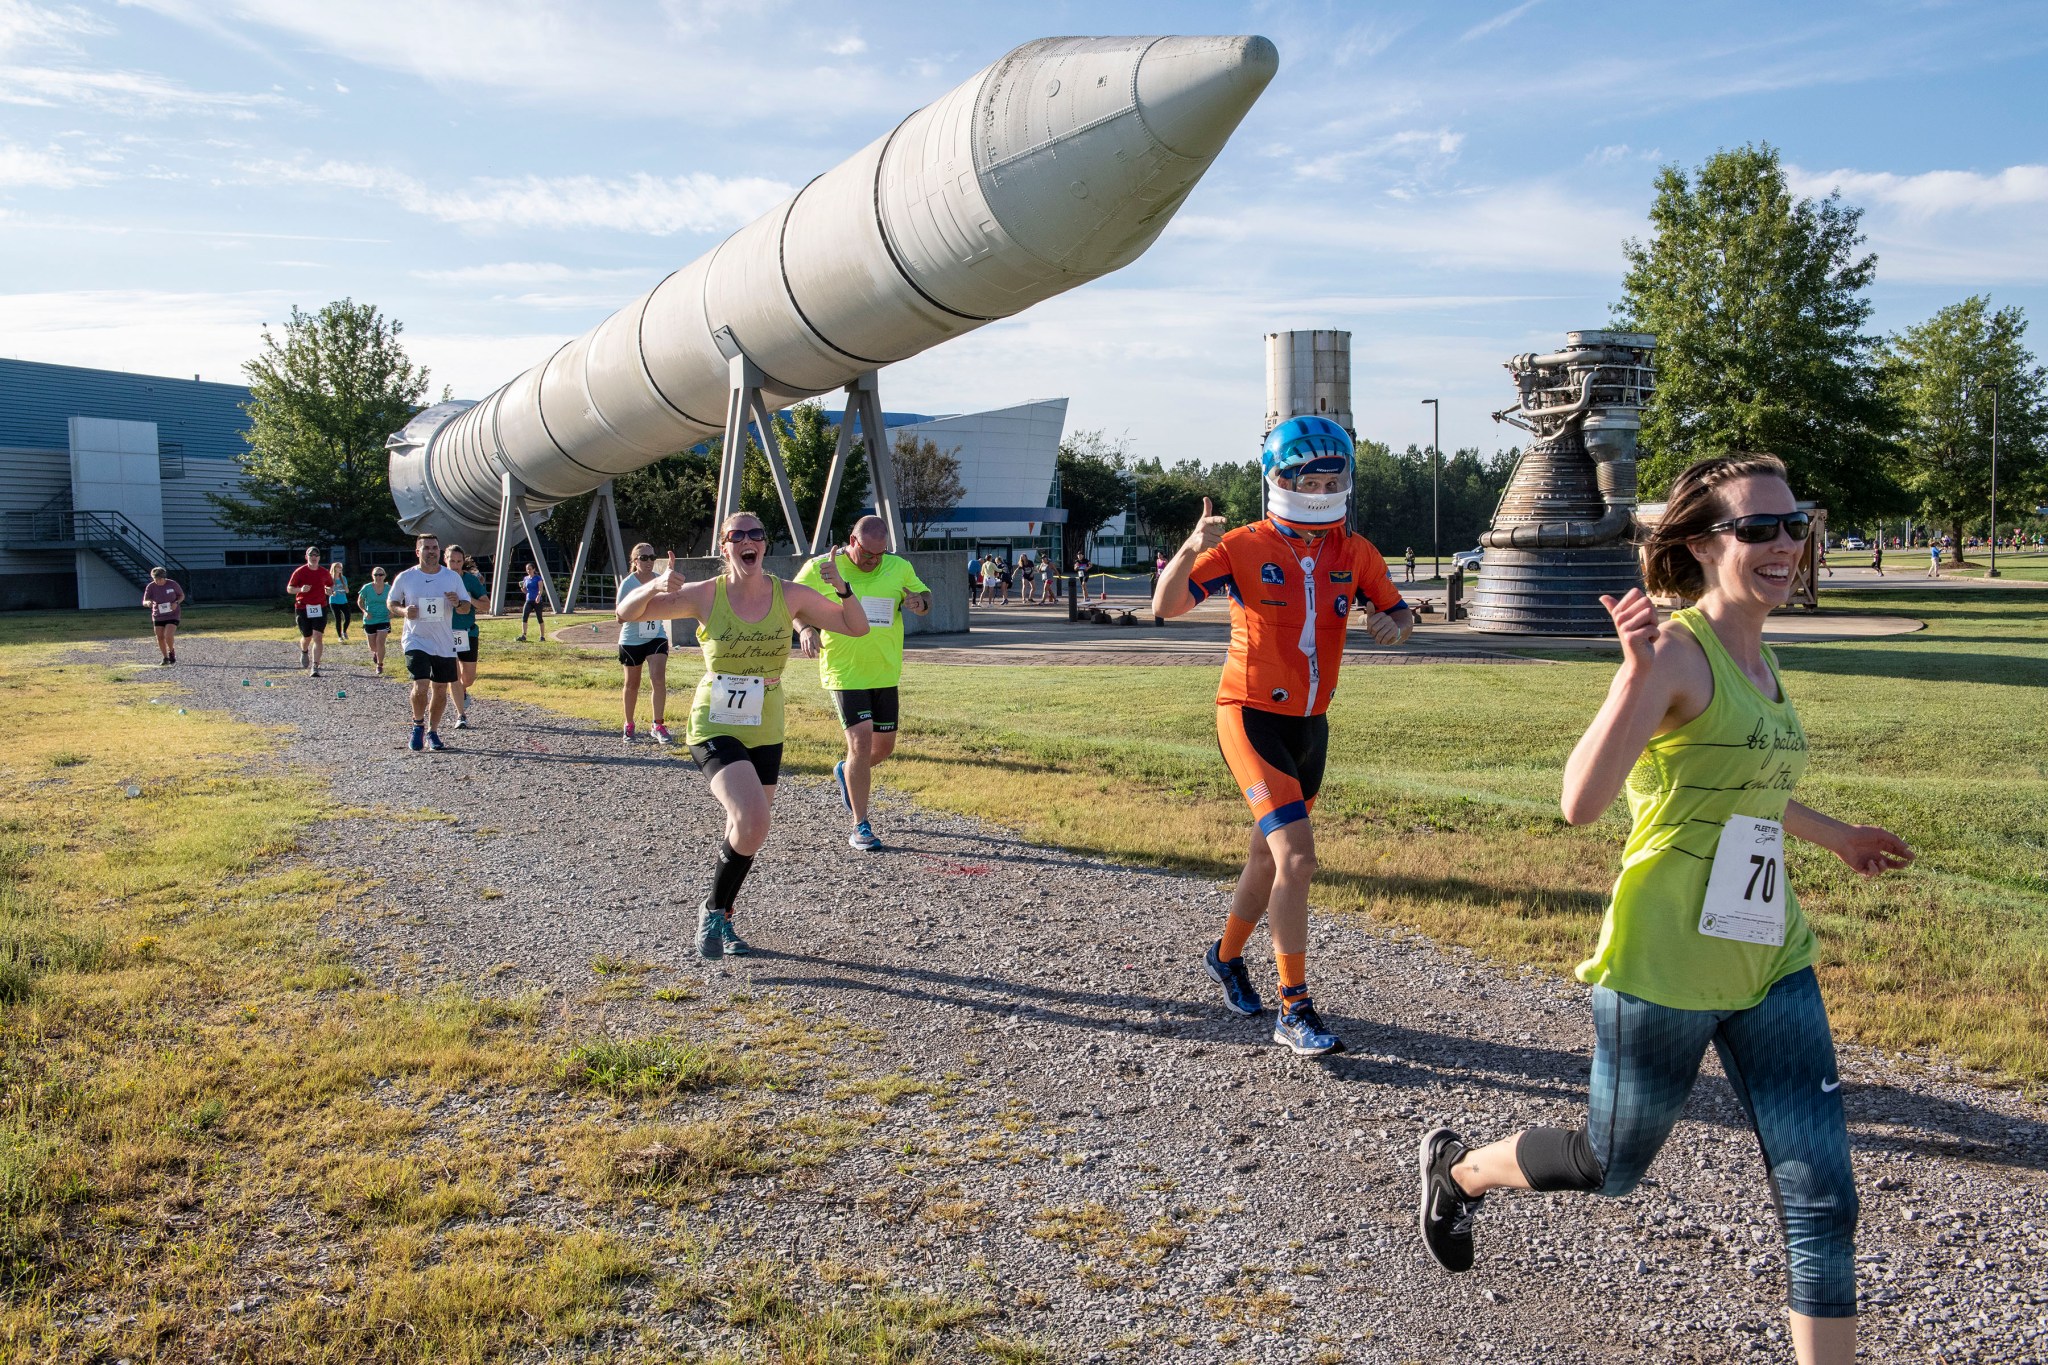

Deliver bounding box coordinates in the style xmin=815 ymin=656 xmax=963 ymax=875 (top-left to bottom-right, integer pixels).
xmin=1134 ymin=35 xmax=1279 ymax=161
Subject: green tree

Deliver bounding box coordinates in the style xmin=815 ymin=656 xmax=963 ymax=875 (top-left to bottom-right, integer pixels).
xmin=738 ymin=402 xmax=870 ymax=548
xmin=541 ymin=448 xmax=718 ymax=567
xmin=1054 ymin=430 xmax=1132 ymax=564
xmin=894 ymin=434 xmax=966 ymax=545
xmin=1883 ymin=296 xmax=2048 ymax=550
xmin=1615 ymin=143 xmax=1903 ymax=520
xmin=210 ymin=299 xmax=428 ymax=564
xmin=1206 ymin=459 xmax=1265 ymax=529
xmin=1131 ymin=466 xmax=1211 ymax=548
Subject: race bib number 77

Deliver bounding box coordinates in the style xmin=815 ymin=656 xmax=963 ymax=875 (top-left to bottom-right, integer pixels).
xmin=708 ymin=673 xmax=765 ymax=726
xmin=1699 ymin=815 xmax=1786 ymax=946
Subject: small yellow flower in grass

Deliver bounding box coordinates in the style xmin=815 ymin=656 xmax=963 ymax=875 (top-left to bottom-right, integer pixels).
xmin=132 ymin=935 xmax=162 ymax=960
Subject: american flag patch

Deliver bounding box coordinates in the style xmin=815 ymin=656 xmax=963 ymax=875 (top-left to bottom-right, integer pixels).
xmin=1245 ymin=781 xmax=1270 ymax=804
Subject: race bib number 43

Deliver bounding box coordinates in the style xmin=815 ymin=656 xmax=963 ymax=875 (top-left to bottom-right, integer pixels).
xmin=1699 ymin=815 xmax=1787 ymax=946
xmin=708 ymin=673 xmax=765 ymax=726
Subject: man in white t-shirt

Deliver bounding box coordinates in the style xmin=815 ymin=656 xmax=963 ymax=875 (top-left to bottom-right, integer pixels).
xmin=383 ymin=532 xmax=471 ymax=752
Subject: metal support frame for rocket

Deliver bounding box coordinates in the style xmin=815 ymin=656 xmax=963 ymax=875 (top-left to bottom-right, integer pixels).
xmin=387 ymin=33 xmax=1277 ymax=596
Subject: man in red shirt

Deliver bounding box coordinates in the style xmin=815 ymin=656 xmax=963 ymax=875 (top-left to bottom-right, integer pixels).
xmin=1153 ymin=417 xmax=1414 ymax=1055
xmin=286 ymin=545 xmax=333 ymax=677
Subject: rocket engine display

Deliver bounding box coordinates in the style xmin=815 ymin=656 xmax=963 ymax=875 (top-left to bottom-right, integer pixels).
xmin=1467 ymin=330 xmax=1658 ymax=636
xmin=387 ymin=33 xmax=1278 ymax=587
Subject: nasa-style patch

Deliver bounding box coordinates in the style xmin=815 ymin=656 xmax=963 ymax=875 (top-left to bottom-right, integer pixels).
xmin=1270 ymin=687 xmax=1290 ymax=704
xmin=1333 ymin=594 xmax=1351 ymax=617
xmin=1330 ymin=570 xmax=1353 ymax=583
xmin=1259 ymin=562 xmax=1285 ymax=585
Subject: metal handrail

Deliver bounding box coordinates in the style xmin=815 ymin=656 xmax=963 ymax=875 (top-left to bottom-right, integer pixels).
xmin=3 ymin=508 xmax=189 ymax=584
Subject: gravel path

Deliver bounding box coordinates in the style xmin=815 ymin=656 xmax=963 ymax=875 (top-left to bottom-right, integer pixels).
xmin=122 ymin=633 xmax=2047 ymax=1363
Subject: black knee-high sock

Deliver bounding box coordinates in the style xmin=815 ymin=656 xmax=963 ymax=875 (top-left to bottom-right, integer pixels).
xmin=706 ymin=839 xmax=754 ymax=912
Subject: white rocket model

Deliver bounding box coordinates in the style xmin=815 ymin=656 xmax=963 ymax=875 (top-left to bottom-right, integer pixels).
xmin=387 ymin=33 xmax=1277 ymax=556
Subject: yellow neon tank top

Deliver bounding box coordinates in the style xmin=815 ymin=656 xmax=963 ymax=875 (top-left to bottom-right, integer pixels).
xmin=1574 ymin=607 xmax=1813 ymax=1010
xmin=687 ymin=576 xmax=793 ymax=746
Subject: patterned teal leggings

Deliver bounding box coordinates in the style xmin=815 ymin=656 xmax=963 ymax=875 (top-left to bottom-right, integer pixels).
xmin=1588 ymin=967 xmax=1858 ymax=1317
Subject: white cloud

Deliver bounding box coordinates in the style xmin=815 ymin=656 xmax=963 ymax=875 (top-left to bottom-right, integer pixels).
xmin=0 ymin=139 xmax=106 ymax=187
xmin=0 ymin=1 xmax=107 ymax=57
xmin=1460 ymin=0 xmax=1546 ymax=43
xmin=824 ymin=33 xmax=865 ymax=57
xmin=243 ymin=157 xmax=792 ymax=234
xmin=411 ymin=261 xmax=650 ymax=286
xmin=0 ymin=63 xmax=294 ymax=117
xmin=0 ymin=287 xmax=285 ymax=380
xmin=126 ymin=0 xmax=909 ymax=121
xmin=1173 ymin=180 xmax=1640 ymax=277
xmin=1293 ymin=128 xmax=1464 ymax=184
xmin=1787 ymin=163 xmax=2048 ymax=218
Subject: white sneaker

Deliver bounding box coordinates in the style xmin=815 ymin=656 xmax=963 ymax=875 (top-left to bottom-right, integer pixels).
xmin=652 ymin=723 xmax=673 ymax=746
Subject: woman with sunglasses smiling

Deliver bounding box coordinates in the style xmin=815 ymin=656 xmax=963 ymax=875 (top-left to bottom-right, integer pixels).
xmin=1416 ymin=454 xmax=1912 ymax=1365
xmin=617 ymin=513 xmax=870 ymax=959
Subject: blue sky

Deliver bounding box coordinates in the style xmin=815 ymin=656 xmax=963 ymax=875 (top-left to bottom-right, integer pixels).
xmin=2 ymin=0 xmax=2044 ymax=465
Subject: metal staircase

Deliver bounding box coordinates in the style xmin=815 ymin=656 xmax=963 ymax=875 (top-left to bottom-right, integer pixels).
xmin=2 ymin=509 xmax=191 ymax=596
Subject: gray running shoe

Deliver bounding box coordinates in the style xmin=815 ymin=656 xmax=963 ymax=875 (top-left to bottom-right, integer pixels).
xmin=696 ymin=902 xmax=727 ymax=961
xmin=720 ymin=917 xmax=752 ymax=956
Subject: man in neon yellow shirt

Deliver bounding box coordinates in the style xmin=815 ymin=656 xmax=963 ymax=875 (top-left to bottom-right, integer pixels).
xmin=795 ymin=516 xmax=931 ymax=851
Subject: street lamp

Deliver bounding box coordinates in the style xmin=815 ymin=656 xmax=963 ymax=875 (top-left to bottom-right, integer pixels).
xmin=1987 ymin=380 xmax=2002 ymax=579
xmin=1420 ymin=398 xmax=1440 ymax=579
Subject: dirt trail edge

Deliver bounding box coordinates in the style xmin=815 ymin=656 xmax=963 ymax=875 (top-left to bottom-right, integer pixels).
xmin=130 ymin=636 xmax=2046 ymax=1364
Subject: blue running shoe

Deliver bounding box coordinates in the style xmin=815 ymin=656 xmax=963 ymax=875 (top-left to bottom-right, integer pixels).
xmin=848 ymin=821 xmax=883 ymax=852
xmin=426 ymin=730 xmax=447 ymax=752
xmin=1273 ymin=999 xmax=1345 ymax=1056
xmin=833 ymin=758 xmax=851 ymax=811
xmin=409 ymin=722 xmax=425 ymax=752
xmin=696 ymin=902 xmax=726 ymax=961
xmin=1203 ymin=940 xmax=1262 ymax=1017
xmin=719 ymin=916 xmax=753 ymax=956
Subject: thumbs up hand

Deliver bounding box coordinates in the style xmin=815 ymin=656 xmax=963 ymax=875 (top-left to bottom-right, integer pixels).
xmin=1185 ymin=497 xmax=1226 ymax=555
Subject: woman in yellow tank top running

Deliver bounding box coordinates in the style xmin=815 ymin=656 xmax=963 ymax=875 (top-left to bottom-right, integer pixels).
xmin=617 ymin=511 xmax=871 ymax=959
xmin=1414 ymin=455 xmax=1913 ymax=1365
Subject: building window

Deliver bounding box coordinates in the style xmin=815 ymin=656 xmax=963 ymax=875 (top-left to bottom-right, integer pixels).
xmin=158 ymin=443 xmax=186 ymax=479
xmin=224 ymin=548 xmax=297 ymax=567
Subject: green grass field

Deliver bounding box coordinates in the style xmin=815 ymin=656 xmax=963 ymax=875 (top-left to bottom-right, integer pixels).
xmin=4 ymin=587 xmax=2043 ymax=1087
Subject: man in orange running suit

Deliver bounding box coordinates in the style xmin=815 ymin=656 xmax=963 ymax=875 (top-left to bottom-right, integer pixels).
xmin=1152 ymin=416 xmax=1415 ymax=1055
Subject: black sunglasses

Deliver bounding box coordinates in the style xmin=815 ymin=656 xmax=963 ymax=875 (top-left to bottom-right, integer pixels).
xmin=1707 ymin=511 xmax=1812 ymax=544
xmin=635 ymin=554 xmax=656 ymax=561
xmin=724 ymin=527 xmax=767 ymax=543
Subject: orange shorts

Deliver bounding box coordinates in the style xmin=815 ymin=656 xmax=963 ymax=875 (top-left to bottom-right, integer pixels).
xmin=1217 ymin=705 xmax=1328 ymax=835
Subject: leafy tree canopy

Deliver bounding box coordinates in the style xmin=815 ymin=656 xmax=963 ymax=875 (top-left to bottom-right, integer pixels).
xmin=895 ymin=434 xmax=966 ymax=544
xmin=1615 ymin=143 xmax=1903 ymax=521
xmin=210 ymin=299 xmax=428 ymax=562
xmin=739 ymin=402 xmax=870 ymax=548
xmin=1882 ymin=295 xmax=2048 ymax=544
xmin=1055 ymin=430 xmax=1133 ymax=563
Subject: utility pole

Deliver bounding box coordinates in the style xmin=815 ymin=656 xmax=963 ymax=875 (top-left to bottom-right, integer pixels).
xmin=1420 ymin=397 xmax=1440 ymax=579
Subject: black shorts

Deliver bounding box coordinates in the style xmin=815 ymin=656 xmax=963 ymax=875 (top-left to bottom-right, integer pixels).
xmin=295 ymin=609 xmax=329 ymax=636
xmin=364 ymin=621 xmax=391 ymax=636
xmin=1218 ymin=706 xmax=1330 ymax=835
xmin=831 ymin=686 xmax=900 ymax=733
xmin=619 ymin=637 xmax=670 ymax=668
xmin=451 ymin=623 xmax=479 ymax=663
xmin=404 ymin=650 xmax=460 ymax=684
xmin=152 ymin=615 xmax=180 ymax=628
xmin=688 ymin=735 xmax=783 ymax=786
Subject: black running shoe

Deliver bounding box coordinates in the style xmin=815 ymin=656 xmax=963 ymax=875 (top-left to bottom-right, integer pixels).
xmin=1417 ymin=1126 xmax=1482 ymax=1273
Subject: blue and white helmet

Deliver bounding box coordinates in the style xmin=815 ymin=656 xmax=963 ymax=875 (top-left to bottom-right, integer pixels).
xmin=1261 ymin=416 xmax=1353 ymax=525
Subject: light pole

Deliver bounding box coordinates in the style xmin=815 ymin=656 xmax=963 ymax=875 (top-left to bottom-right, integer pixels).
xmin=1988 ymin=380 xmax=2002 ymax=578
xmin=1420 ymin=398 xmax=1440 ymax=579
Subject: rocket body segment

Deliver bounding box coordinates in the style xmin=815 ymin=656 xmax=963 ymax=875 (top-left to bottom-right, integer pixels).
xmin=389 ymin=34 xmax=1276 ymax=542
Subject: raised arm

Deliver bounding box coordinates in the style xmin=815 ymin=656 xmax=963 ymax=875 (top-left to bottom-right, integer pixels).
xmin=1559 ymin=590 xmax=1696 ymax=825
xmin=787 ymin=555 xmax=870 ymax=636
xmin=1152 ymin=497 xmax=1227 ymax=619
xmin=616 ymin=567 xmax=710 ymax=624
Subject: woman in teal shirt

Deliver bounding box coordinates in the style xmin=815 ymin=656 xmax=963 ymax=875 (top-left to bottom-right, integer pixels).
xmin=443 ymin=545 xmax=489 ymax=728
xmin=357 ymin=567 xmax=392 ymax=674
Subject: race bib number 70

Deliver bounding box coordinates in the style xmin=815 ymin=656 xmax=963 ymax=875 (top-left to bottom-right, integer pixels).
xmin=1699 ymin=815 xmax=1786 ymax=947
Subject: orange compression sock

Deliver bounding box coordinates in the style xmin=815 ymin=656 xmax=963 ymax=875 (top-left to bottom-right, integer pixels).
xmin=1218 ymin=913 xmax=1259 ymax=962
xmin=1275 ymin=951 xmax=1308 ymax=1010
